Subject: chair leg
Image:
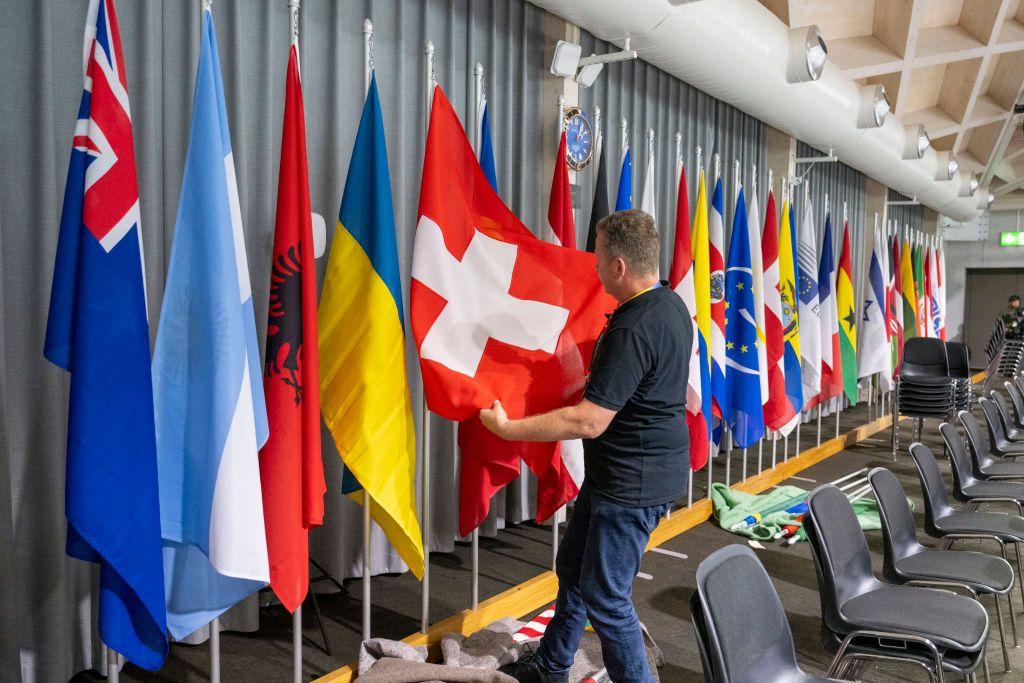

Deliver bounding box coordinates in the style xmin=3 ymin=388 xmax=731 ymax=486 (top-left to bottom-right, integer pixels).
xmin=1016 ymin=543 xmax=1024 ymax=614
xmin=1009 ymin=591 xmax=1020 ymax=647
xmin=983 ymin=649 xmax=991 ymax=683
xmin=995 ymin=593 xmax=1012 ymax=671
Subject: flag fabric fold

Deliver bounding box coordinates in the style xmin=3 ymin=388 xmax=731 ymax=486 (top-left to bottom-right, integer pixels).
xmin=615 ymin=147 xmax=632 ymax=211
xmin=890 ymin=233 xmax=905 ymax=375
xmin=837 ymin=221 xmax=858 ymax=404
xmin=44 ymin=0 xmax=168 ymax=667
xmin=640 ymin=145 xmax=656 ymax=222
xmin=762 ymin=191 xmax=796 ymax=431
xmin=259 ymin=42 xmax=326 ymax=613
xmin=778 ymin=196 xmax=803 ymax=434
xmin=668 ymin=163 xmax=708 ymax=470
xmin=152 ymin=9 xmax=270 ymax=639
xmin=814 ymin=214 xmax=841 ymax=409
xmin=318 ymin=74 xmax=425 ymax=577
xmin=724 ymin=187 xmax=765 ymax=447
xmin=410 ymin=87 xmax=613 ymax=536
xmin=585 ymin=132 xmax=608 ymax=253
xmin=901 ymin=236 xmax=917 ymax=342
xmin=709 ymin=178 xmax=728 ymax=432
xmin=859 ymin=225 xmax=890 ymax=385
xmin=796 ymin=200 xmax=821 ymax=407
xmin=690 ymin=170 xmax=715 ymax=457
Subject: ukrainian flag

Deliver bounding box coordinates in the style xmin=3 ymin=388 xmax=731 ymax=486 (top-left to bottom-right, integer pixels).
xmin=318 ymin=74 xmax=424 ymax=578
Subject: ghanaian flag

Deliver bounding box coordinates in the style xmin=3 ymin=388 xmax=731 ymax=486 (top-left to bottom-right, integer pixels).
xmin=318 ymin=75 xmax=424 ymax=578
xmin=836 ymin=222 xmax=857 ymax=403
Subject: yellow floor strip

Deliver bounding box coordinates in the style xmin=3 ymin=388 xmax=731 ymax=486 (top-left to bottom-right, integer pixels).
xmin=313 ymin=413 xmax=893 ymax=683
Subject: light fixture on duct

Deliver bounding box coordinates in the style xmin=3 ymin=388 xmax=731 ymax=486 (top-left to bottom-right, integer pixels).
xmin=969 ymin=175 xmax=980 ymax=195
xmin=956 ymin=172 xmax=978 ymax=197
xmin=934 ymin=151 xmax=958 ymax=181
xmin=902 ymin=124 xmax=930 ymax=159
xmin=550 ymin=39 xmax=636 ymax=87
xmin=787 ymin=25 xmax=828 ymax=83
xmin=988 ymin=192 xmax=996 ymax=208
xmin=857 ymin=84 xmax=889 ymax=128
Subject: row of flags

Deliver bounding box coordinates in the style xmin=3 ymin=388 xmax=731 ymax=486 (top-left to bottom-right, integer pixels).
xmin=46 ymin=2 xmax=951 ymax=671
xmin=46 ymin=2 xmax=423 ymax=669
xmin=607 ymin=135 xmax=947 ymax=465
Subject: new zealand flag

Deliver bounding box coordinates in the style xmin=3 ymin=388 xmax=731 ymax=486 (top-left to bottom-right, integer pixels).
xmin=44 ymin=0 xmax=168 ymax=670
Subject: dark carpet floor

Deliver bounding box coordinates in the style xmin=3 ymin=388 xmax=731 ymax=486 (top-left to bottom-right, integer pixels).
xmin=92 ymin=402 xmax=1024 ymax=682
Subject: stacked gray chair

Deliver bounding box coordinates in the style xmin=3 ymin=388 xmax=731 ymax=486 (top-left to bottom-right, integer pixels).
xmin=957 ymin=411 xmax=1024 ymax=479
xmin=996 ymin=327 xmax=1024 ymax=379
xmin=803 ymin=484 xmax=989 ymax=682
xmin=946 ymin=342 xmax=972 ymax=411
xmin=909 ymin=442 xmax=1024 ymax=613
xmin=868 ymin=467 xmax=1016 ymax=672
xmin=987 ymin=321 xmax=1005 ymax=364
xmin=978 ymin=396 xmax=1024 ymax=458
xmin=893 ymin=338 xmax=954 ymax=457
xmin=937 ymin=421 xmax=1024 ymax=517
xmin=692 ymin=545 xmax=840 ymax=682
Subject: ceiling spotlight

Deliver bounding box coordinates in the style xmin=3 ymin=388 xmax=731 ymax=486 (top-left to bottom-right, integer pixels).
xmin=933 ymin=152 xmax=957 ymax=180
xmin=788 ymin=25 xmax=828 ymax=83
xmin=969 ymin=175 xmax=980 ymax=195
xmin=858 ymin=84 xmax=889 ymax=128
xmin=903 ymin=124 xmax=930 ymax=159
xmin=988 ymin=192 xmax=996 ymax=207
xmin=576 ymin=60 xmax=604 ymax=87
xmin=550 ymin=40 xmax=582 ymax=79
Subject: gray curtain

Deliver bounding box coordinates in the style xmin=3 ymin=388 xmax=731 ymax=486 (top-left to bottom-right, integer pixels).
xmin=0 ymin=0 xmax=773 ymax=679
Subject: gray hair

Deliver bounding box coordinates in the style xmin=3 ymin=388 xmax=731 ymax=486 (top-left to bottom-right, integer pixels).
xmin=596 ymin=209 xmax=660 ymax=276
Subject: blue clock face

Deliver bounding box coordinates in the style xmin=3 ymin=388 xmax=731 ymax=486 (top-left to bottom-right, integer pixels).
xmin=564 ymin=111 xmax=593 ymax=171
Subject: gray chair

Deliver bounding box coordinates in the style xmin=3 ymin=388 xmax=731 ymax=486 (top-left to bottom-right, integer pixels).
xmin=1003 ymin=381 xmax=1024 ymax=431
xmin=693 ymin=545 xmax=839 ymax=682
xmin=688 ymin=592 xmax=715 ymax=683
xmin=804 ymin=483 xmax=989 ymax=682
xmin=909 ymin=441 xmax=1024 ymax=613
xmin=957 ymin=411 xmax=1024 ymax=479
xmin=939 ymin=421 xmax=1024 ymax=514
xmin=869 ymin=467 xmax=1017 ymax=672
xmin=988 ymin=391 xmax=1024 ymax=442
xmin=978 ymin=396 xmax=1024 ymax=457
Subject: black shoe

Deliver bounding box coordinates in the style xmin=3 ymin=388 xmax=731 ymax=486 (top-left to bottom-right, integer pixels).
xmin=498 ymin=648 xmax=568 ymax=683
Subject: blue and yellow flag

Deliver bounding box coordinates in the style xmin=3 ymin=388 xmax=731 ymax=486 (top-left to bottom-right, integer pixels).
xmin=318 ymin=74 xmax=424 ymax=578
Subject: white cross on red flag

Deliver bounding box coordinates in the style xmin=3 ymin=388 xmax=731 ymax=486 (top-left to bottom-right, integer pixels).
xmin=411 ymin=87 xmax=614 ymax=535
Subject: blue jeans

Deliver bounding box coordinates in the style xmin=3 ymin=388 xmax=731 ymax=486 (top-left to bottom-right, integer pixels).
xmin=535 ymin=483 xmax=670 ymax=683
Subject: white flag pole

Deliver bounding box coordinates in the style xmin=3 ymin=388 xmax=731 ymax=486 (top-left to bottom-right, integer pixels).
xmin=421 ymin=38 xmax=436 ymax=636
xmin=470 ymin=60 xmax=484 ymax=611
xmin=105 ymin=646 xmax=119 ymax=683
xmin=359 ymin=14 xmax=375 ymax=648
xmin=199 ymin=3 xmax=221 ymax=681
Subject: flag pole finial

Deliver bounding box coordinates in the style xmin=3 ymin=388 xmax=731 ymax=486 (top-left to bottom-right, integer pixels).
xmin=767 ymin=168 xmax=773 ymax=196
xmin=202 ymin=0 xmax=212 ymax=13
xmin=714 ymin=153 xmax=720 ymax=183
xmin=594 ymin=106 xmax=602 ymax=142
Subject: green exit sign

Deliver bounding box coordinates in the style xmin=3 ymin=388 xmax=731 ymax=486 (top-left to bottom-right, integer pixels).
xmin=1000 ymin=231 xmax=1024 ymax=246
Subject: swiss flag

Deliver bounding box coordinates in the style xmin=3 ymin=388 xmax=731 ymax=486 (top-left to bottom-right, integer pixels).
xmin=411 ymin=87 xmax=613 ymax=536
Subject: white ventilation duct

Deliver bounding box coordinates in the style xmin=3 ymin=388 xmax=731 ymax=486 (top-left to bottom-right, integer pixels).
xmin=529 ymin=0 xmax=981 ymax=221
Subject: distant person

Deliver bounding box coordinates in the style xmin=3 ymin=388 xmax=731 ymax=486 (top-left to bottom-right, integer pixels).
xmin=1003 ymin=295 xmax=1024 ymax=339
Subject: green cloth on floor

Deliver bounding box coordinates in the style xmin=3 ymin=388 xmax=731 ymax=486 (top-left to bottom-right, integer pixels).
xmin=709 ymin=482 xmax=905 ymax=543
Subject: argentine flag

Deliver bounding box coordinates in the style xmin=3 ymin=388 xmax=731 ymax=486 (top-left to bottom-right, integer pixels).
xmin=152 ymin=9 xmax=269 ymax=639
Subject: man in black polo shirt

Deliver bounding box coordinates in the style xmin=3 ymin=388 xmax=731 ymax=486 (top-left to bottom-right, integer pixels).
xmin=480 ymin=209 xmax=692 ymax=683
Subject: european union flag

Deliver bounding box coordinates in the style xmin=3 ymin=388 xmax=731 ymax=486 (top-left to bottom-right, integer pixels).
xmin=724 ymin=188 xmax=765 ymax=448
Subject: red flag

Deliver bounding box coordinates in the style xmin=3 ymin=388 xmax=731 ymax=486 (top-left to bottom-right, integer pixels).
xmin=890 ymin=236 xmax=904 ymax=375
xmin=412 ymin=87 xmax=613 ymax=535
xmin=668 ymin=165 xmax=708 ymax=469
xmin=761 ymin=192 xmax=796 ymax=430
xmin=548 ymin=131 xmax=576 ymax=248
xmin=259 ymin=45 xmax=325 ymax=613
